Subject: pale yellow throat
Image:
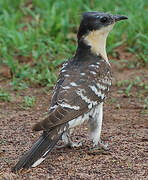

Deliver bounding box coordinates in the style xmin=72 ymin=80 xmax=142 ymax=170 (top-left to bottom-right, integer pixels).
xmin=83 ymin=24 xmax=114 ymax=62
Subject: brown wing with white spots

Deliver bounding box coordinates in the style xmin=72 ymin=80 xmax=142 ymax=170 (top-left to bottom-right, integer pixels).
xmin=33 ymin=58 xmax=111 ymax=131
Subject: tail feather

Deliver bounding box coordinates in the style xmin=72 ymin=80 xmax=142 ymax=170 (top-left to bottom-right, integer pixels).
xmin=12 ymin=130 xmax=64 ymax=172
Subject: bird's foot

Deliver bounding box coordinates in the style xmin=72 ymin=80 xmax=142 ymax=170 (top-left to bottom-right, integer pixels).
xmin=90 ymin=139 xmax=109 ymax=151
xmin=55 ymin=144 xmax=70 ymax=149
xmin=56 ymin=141 xmax=83 ymax=149
xmin=98 ymin=139 xmax=109 ymax=151
xmin=70 ymin=141 xmax=83 ymax=148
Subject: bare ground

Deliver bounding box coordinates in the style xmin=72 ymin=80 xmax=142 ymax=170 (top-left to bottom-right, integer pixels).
xmin=0 ymin=53 xmax=148 ymax=179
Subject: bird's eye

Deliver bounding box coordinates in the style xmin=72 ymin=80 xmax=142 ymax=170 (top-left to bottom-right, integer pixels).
xmin=100 ymin=17 xmax=108 ymax=23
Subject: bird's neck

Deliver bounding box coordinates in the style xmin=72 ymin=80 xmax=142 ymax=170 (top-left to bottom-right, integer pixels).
xmin=81 ymin=25 xmax=114 ymax=62
xmin=83 ymin=29 xmax=108 ymax=61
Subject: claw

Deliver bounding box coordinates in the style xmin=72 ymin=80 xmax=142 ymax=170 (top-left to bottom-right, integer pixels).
xmin=55 ymin=144 xmax=71 ymax=149
xmin=98 ymin=139 xmax=109 ymax=151
xmin=70 ymin=141 xmax=82 ymax=148
xmin=91 ymin=139 xmax=109 ymax=151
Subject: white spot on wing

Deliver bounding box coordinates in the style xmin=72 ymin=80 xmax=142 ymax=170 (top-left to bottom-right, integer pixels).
xmin=70 ymin=82 xmax=77 ymax=87
xmin=89 ymin=85 xmax=104 ymax=99
xmin=64 ymin=74 xmax=70 ymax=77
xmin=90 ymin=71 xmax=96 ymax=75
xmin=61 ymin=102 xmax=80 ymax=110
xmin=76 ymin=89 xmax=97 ymax=109
xmin=89 ymin=85 xmax=101 ymax=96
xmin=49 ymin=104 xmax=58 ymax=111
xmin=88 ymin=103 xmax=93 ymax=109
xmin=61 ymin=63 xmax=67 ymax=70
xmin=61 ymin=69 xmax=66 ymax=73
xmin=96 ymin=83 xmax=106 ymax=91
xmin=90 ymin=64 xmax=95 ymax=67
xmin=62 ymin=86 xmax=70 ymax=90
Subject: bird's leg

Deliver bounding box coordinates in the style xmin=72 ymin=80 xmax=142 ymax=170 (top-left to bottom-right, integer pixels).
xmin=56 ymin=129 xmax=82 ymax=149
xmin=56 ymin=131 xmax=71 ymax=149
xmin=88 ymin=103 xmax=109 ymax=151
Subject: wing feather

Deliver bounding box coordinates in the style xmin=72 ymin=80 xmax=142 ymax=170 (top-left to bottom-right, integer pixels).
xmin=33 ymin=58 xmax=112 ymax=131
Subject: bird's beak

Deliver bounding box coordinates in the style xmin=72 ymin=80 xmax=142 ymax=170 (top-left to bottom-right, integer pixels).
xmin=114 ymin=15 xmax=128 ymax=22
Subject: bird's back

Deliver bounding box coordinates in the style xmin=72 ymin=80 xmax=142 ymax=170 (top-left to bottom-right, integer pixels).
xmin=33 ymin=54 xmax=112 ymax=132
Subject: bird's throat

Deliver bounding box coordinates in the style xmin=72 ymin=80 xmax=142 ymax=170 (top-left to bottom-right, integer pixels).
xmin=83 ymin=25 xmax=114 ymax=62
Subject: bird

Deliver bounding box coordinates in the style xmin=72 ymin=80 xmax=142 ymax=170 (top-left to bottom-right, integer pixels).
xmin=12 ymin=11 xmax=127 ymax=172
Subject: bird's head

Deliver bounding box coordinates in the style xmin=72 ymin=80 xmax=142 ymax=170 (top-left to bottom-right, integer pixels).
xmin=78 ymin=12 xmax=128 ymax=40
xmin=77 ymin=12 xmax=127 ymax=59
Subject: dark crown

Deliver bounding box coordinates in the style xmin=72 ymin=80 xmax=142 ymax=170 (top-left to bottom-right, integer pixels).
xmin=77 ymin=12 xmax=114 ymax=40
xmin=77 ymin=12 xmax=127 ymax=40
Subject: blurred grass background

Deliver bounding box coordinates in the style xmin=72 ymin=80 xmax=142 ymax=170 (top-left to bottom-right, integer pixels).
xmin=0 ymin=0 xmax=147 ymax=89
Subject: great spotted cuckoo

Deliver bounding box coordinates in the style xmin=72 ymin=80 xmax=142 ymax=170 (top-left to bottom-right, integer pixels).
xmin=12 ymin=12 xmax=127 ymax=172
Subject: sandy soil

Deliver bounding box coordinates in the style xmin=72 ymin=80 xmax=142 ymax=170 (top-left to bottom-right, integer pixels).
xmin=0 ymin=53 xmax=148 ymax=179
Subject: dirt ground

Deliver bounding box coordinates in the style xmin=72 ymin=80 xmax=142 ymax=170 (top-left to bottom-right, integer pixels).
xmin=0 ymin=51 xmax=148 ymax=179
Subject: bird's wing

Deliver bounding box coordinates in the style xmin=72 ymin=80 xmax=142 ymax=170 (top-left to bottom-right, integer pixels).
xmin=33 ymin=58 xmax=111 ymax=131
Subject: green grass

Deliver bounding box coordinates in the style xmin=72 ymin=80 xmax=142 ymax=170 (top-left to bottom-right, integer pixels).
xmin=116 ymin=76 xmax=148 ymax=95
xmin=0 ymin=0 xmax=147 ymax=88
xmin=116 ymin=76 xmax=148 ymax=113
xmin=24 ymin=96 xmax=36 ymax=107
xmin=0 ymin=88 xmax=11 ymax=102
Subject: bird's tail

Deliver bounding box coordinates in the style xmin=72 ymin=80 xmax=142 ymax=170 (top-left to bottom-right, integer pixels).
xmin=12 ymin=129 xmax=64 ymax=172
